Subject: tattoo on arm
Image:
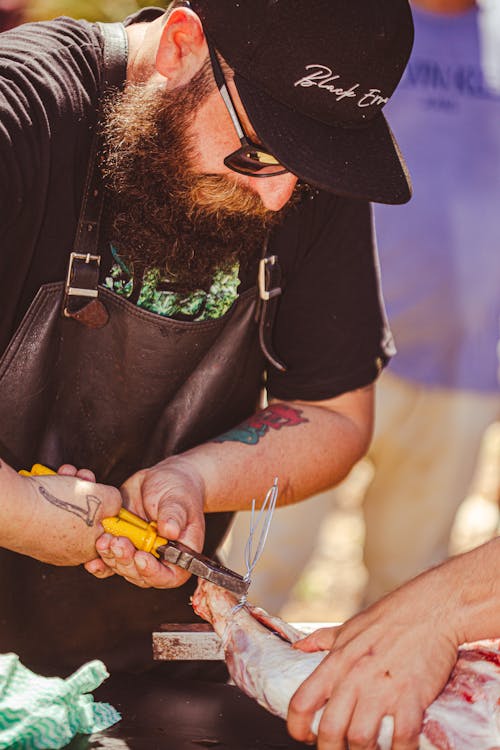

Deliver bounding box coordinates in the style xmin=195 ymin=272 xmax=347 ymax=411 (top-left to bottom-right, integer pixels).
xmin=213 ymin=404 xmax=308 ymax=446
xmin=37 ymin=485 xmax=101 ymax=527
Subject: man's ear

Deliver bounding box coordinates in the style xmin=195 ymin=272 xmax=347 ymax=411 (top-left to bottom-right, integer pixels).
xmin=155 ymin=7 xmax=206 ymax=87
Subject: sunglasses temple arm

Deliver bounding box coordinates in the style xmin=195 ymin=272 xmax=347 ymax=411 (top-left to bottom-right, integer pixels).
xmin=208 ymin=43 xmax=247 ymax=144
xmin=219 ymin=82 xmax=246 ymax=142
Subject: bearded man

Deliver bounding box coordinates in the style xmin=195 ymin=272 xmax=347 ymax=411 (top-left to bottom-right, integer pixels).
xmin=0 ymin=0 xmax=413 ymax=677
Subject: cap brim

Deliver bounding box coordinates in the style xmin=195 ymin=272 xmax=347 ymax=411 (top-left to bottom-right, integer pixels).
xmin=235 ymin=73 xmax=412 ymax=205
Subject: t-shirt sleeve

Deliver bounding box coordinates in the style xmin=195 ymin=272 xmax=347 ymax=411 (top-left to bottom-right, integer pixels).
xmin=0 ymin=19 xmax=102 ymax=347
xmin=267 ymin=190 xmax=395 ymax=402
xmin=0 ymin=19 xmax=101 ymax=218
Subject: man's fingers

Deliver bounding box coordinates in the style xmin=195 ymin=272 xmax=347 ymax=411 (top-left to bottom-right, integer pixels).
xmin=57 ymin=464 xmax=78 ymax=476
xmin=133 ymin=551 xmax=191 ymax=588
xmin=112 ymin=551 xmax=190 ymax=589
xmin=57 ymin=464 xmax=96 ymax=482
xmin=288 ymin=655 xmax=342 ymax=744
xmin=391 ymin=704 xmax=423 ymax=750
xmin=96 ymin=534 xmax=190 ymax=589
xmin=84 ymin=558 xmax=115 ymax=578
xmin=96 ymin=533 xmax=135 ymax=565
xmin=75 ymin=468 xmax=97 ymax=482
xmin=314 ymin=685 xmax=357 ymax=750
xmin=341 ymin=696 xmax=422 ymax=750
xmin=294 ymin=626 xmax=339 ymax=653
xmin=156 ymin=496 xmax=205 ymax=551
xmin=97 ymin=536 xmax=153 ymax=588
xmin=156 ymin=497 xmax=189 ymax=540
xmin=161 ymin=516 xmax=182 ymax=541
xmin=344 ymin=703 xmax=384 ymax=750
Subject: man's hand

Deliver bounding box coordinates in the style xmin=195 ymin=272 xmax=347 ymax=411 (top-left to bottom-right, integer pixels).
xmin=287 ymin=566 xmax=461 ymax=750
xmin=85 ymin=456 xmax=206 ymax=589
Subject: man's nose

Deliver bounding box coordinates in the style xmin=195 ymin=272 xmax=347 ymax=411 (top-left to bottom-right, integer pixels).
xmin=254 ymin=172 xmax=299 ymax=211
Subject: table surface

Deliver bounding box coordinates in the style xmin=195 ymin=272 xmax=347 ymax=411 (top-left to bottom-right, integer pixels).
xmin=65 ymin=669 xmax=313 ymax=750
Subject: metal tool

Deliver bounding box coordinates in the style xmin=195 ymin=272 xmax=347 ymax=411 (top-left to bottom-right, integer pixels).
xmin=102 ymin=508 xmax=250 ymax=597
xmin=20 ymin=464 xmax=250 ymax=598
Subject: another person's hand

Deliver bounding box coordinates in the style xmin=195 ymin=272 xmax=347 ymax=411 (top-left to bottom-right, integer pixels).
xmin=287 ymin=566 xmax=460 ymax=750
xmin=12 ymin=466 xmax=122 ymax=566
xmin=86 ymin=456 xmax=206 ymax=589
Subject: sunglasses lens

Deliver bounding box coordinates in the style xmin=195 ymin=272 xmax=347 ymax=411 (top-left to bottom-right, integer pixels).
xmin=225 ymin=147 xmax=288 ymax=176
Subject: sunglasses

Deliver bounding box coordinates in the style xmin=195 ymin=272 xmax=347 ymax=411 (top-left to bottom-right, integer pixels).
xmin=207 ymin=41 xmax=288 ymax=178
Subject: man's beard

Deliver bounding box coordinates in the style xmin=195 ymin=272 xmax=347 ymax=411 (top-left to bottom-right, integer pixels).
xmin=100 ymin=69 xmax=286 ymax=293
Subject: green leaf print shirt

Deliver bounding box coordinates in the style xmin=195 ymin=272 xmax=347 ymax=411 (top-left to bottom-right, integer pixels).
xmin=104 ymin=248 xmax=240 ymax=322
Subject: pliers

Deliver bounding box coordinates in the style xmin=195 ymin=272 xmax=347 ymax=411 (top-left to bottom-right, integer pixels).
xmin=102 ymin=508 xmax=249 ymax=597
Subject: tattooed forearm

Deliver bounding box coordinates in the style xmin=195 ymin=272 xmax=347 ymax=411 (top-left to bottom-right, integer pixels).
xmin=213 ymin=404 xmax=308 ymax=445
xmin=37 ymin=485 xmax=101 ymax=527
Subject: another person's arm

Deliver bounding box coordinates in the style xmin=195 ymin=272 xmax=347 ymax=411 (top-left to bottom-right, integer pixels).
xmin=87 ymin=385 xmax=374 ymax=587
xmin=0 ymin=458 xmax=122 ymax=565
xmin=287 ymin=537 xmax=500 ymax=750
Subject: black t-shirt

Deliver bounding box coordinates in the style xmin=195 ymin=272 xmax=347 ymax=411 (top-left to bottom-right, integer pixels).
xmin=0 ymin=15 xmax=394 ymax=402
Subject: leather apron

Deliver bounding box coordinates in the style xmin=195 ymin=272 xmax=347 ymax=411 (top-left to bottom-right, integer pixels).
xmin=0 ymin=22 xmax=278 ymax=675
xmin=0 ymin=281 xmax=264 ymax=675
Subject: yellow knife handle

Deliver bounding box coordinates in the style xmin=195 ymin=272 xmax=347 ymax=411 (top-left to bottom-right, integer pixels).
xmin=101 ymin=509 xmax=168 ymax=558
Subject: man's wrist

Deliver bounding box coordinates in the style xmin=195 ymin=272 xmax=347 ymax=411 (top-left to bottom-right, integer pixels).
xmin=0 ymin=466 xmax=37 ymax=552
xmin=156 ymin=452 xmax=208 ymax=508
xmin=447 ymin=538 xmax=500 ymax=645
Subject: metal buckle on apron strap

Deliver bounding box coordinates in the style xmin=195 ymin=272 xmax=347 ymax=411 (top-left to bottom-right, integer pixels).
xmin=257 ymin=255 xmax=287 ymax=373
xmin=258 ymin=255 xmax=281 ymax=302
xmin=64 ymin=252 xmax=100 ymax=301
xmin=63 ymin=252 xmax=109 ymax=328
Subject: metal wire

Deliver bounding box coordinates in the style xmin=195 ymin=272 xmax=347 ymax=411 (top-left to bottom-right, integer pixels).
xmin=231 ymin=477 xmax=279 ymax=613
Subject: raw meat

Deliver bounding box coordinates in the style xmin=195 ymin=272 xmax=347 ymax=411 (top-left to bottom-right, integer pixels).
xmin=192 ymin=580 xmax=500 ymax=750
xmin=419 ymin=642 xmax=500 ymax=750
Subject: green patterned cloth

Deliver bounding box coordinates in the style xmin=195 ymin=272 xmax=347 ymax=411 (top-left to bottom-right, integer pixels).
xmin=104 ymin=260 xmax=240 ymax=321
xmin=0 ymin=654 xmax=120 ymax=749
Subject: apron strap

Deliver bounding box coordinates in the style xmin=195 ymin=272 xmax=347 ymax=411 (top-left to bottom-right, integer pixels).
xmin=63 ymin=22 xmax=128 ymax=326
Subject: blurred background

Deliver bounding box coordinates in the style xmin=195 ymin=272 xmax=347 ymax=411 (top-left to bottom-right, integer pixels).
xmin=32 ymin=0 xmax=151 ymax=23
xmin=0 ymin=0 xmax=150 ymax=30
xmin=277 ymin=422 xmax=500 ymax=625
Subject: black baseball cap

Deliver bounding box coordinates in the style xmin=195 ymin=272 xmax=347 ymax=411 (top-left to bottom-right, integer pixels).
xmin=189 ymin=0 xmax=414 ymax=205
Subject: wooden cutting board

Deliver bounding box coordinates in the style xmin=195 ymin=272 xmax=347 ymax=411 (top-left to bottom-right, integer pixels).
xmin=153 ymin=622 xmax=337 ymax=660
